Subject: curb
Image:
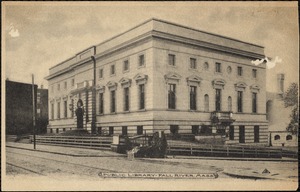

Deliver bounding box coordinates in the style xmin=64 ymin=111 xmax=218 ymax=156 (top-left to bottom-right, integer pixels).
xmin=6 ymin=145 xmax=126 ymax=157
xmin=166 ymin=155 xmax=298 ymax=162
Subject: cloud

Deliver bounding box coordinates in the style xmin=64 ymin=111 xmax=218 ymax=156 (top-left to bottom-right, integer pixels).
xmin=251 ymin=58 xmax=265 ymax=65
xmin=8 ymin=23 xmax=20 ymax=37
xmin=252 ymin=56 xmax=282 ymax=69
xmin=265 ymin=56 xmax=282 ymax=69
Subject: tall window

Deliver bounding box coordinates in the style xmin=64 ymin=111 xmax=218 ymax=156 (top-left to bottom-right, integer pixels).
xmin=204 ymin=94 xmax=209 ymax=112
xmin=215 ymin=62 xmax=221 ymax=73
xmin=109 ymin=127 xmax=114 ymax=135
xmin=228 ymin=96 xmax=232 ymax=111
xmin=168 ymin=84 xmax=176 ymax=109
xmin=237 ymin=91 xmax=243 ymax=112
xmin=99 ymin=93 xmax=104 ymax=114
xmin=123 ymin=60 xmax=129 ymax=72
xmin=139 ymin=54 xmax=145 ymax=67
xmin=239 ymin=126 xmax=245 ymax=143
xmin=252 ymin=69 xmax=257 ymax=78
xmin=229 ymin=126 xmax=234 ymax=140
xmin=64 ymin=81 xmax=67 ymax=89
xmin=237 ymin=66 xmax=243 ymax=76
xmin=110 ymin=65 xmax=115 ymax=75
xmin=64 ymin=100 xmax=67 ymax=118
xmin=190 ymin=58 xmax=197 ymax=69
xmin=190 ymin=86 xmax=197 ymax=110
xmin=168 ymin=54 xmax=176 ymax=66
xmin=51 ymin=103 xmax=54 ymax=119
xmin=137 ymin=126 xmax=143 ymax=135
xmin=215 ymin=89 xmax=221 ymax=111
xmin=110 ymin=90 xmax=116 ymax=113
xmin=99 ymin=68 xmax=103 ymax=78
xmin=252 ymin=92 xmax=257 ymax=113
xmin=57 ymin=83 xmax=60 ymax=91
xmin=124 ymin=87 xmax=130 ymax=111
xmin=57 ymin=102 xmax=60 ymax=119
xmin=71 ymin=79 xmax=75 ymax=86
xmin=254 ymin=126 xmax=259 ymax=143
xmin=122 ymin=126 xmax=128 ymax=135
xmin=139 ymin=84 xmax=145 ymax=109
xmin=192 ymin=125 xmax=199 ymax=134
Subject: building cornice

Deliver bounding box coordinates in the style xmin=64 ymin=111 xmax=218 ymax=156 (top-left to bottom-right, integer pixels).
xmin=46 ymin=28 xmax=265 ymax=81
xmin=152 ymin=31 xmax=265 ymax=60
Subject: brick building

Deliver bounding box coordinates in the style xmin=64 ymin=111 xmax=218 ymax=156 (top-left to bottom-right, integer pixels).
xmin=6 ymin=80 xmax=48 ymax=135
xmin=45 ymin=18 xmax=268 ymax=144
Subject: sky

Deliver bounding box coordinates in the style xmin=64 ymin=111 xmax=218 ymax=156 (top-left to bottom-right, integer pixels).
xmin=3 ymin=2 xmax=299 ymax=92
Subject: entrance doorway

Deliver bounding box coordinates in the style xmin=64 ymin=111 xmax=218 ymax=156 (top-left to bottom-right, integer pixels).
xmin=239 ymin=126 xmax=245 ymax=143
xmin=170 ymin=125 xmax=179 ymax=135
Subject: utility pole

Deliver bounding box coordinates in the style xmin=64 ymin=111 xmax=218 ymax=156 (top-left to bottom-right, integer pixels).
xmin=91 ymin=55 xmax=96 ymax=134
xmin=32 ymin=74 xmax=36 ymax=149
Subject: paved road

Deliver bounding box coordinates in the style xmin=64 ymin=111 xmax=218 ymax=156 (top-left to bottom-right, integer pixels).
xmin=4 ymin=143 xmax=298 ymax=190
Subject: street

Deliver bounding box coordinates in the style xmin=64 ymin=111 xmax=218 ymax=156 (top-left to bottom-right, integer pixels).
xmin=4 ymin=143 xmax=298 ymax=191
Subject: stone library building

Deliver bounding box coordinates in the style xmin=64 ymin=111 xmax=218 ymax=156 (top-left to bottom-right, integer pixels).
xmin=45 ymin=18 xmax=268 ymax=145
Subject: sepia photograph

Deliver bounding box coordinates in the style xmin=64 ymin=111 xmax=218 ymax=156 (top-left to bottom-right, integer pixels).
xmin=1 ymin=1 xmax=299 ymax=191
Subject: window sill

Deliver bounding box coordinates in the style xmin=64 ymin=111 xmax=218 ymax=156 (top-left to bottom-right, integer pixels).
xmin=167 ymin=108 xmax=179 ymax=111
xmin=138 ymin=64 xmax=146 ymax=69
xmin=123 ymin=70 xmax=130 ymax=74
xmin=137 ymin=109 xmax=146 ymax=112
xmin=214 ymin=72 xmax=223 ymax=75
xmin=168 ymin=64 xmax=177 ymax=68
xmin=188 ymin=68 xmax=198 ymax=71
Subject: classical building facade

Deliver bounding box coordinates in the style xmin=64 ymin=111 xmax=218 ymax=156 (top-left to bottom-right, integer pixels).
xmin=45 ymin=18 xmax=268 ymax=144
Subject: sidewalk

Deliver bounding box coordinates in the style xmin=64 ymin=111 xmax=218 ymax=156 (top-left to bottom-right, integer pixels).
xmin=6 ymin=142 xmax=126 ymax=157
xmin=6 ymin=141 xmax=297 ymax=162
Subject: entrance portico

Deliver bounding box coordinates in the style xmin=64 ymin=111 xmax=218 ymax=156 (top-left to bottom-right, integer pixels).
xmin=211 ymin=111 xmax=235 ymax=143
xmin=69 ymin=80 xmax=96 ymax=133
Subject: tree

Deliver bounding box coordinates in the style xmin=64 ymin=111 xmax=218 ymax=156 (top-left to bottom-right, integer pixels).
xmin=283 ymin=83 xmax=299 ymax=134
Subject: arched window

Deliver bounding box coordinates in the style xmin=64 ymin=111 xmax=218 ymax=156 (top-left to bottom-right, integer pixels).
xmin=204 ymin=94 xmax=209 ymax=112
xmin=274 ymin=135 xmax=280 ymax=140
xmin=286 ymin=135 xmax=292 ymax=140
xmin=228 ymin=96 xmax=232 ymax=111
